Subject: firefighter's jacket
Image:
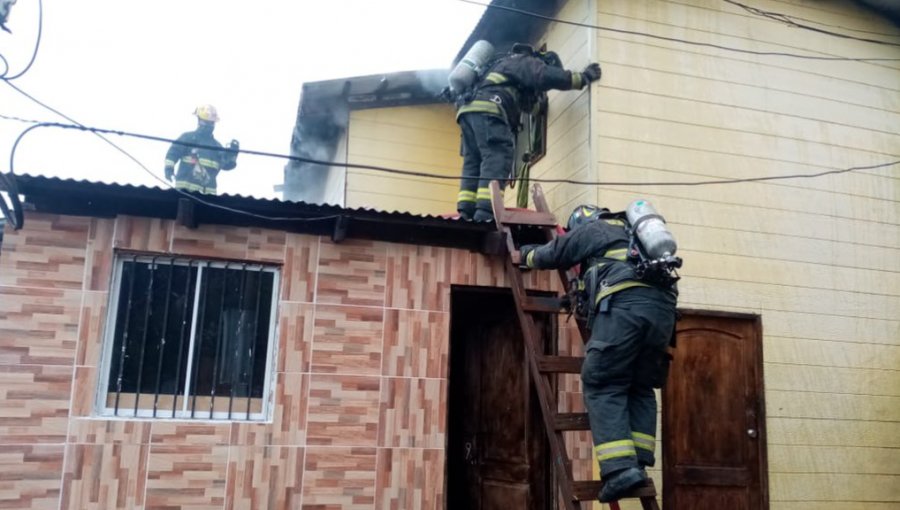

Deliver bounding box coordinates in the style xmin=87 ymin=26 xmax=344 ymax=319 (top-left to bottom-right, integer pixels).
xmin=164 ymin=129 xmax=237 ymax=193
xmin=524 ymin=218 xmax=677 ymax=310
xmin=456 ymin=53 xmax=587 ymax=129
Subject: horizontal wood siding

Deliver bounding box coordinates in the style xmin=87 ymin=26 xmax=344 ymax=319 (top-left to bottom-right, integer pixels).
xmin=526 ymin=0 xmax=899 ymax=508
xmin=345 ymin=105 xmax=462 ymax=215
xmin=526 ymin=0 xmax=597 ymax=219
xmin=567 ymin=0 xmax=900 ymax=508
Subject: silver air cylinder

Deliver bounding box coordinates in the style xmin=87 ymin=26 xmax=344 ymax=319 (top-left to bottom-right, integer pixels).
xmin=449 ymin=40 xmax=495 ymax=93
xmin=626 ymin=199 xmax=677 ymax=259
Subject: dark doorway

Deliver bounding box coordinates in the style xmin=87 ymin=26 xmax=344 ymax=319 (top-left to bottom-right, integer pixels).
xmin=663 ymin=311 xmax=769 ymax=510
xmin=447 ymin=287 xmax=553 ymax=510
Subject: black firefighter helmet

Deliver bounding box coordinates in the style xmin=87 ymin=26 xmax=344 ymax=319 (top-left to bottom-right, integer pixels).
xmin=566 ymin=204 xmax=610 ymax=231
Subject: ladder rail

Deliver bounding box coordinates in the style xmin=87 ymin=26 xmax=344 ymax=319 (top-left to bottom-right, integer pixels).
xmin=491 ymin=181 xmax=583 ymax=509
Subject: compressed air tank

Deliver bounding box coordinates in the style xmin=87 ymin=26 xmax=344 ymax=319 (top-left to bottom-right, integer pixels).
xmin=626 ymin=199 xmax=677 ymax=259
xmin=449 ymin=40 xmax=495 ymax=93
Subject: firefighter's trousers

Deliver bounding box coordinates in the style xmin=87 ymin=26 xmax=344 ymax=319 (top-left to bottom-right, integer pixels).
xmin=581 ymin=286 xmax=677 ymax=477
xmin=457 ymin=112 xmax=514 ymax=217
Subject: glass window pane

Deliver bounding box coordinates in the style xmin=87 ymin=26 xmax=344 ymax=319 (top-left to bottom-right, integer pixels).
xmin=107 ymin=260 xmax=197 ymax=413
xmin=104 ymin=258 xmax=276 ymax=420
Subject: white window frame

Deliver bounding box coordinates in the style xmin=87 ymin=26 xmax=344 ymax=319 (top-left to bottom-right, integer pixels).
xmin=96 ymin=255 xmax=280 ymax=422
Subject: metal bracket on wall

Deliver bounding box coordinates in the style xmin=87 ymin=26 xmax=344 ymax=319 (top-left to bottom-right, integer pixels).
xmin=480 ymin=231 xmax=508 ymax=256
xmin=332 ymin=215 xmax=350 ymax=243
xmin=176 ymin=198 xmax=198 ymax=229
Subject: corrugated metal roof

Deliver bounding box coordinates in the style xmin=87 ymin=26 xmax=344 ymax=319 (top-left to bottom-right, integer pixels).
xmin=12 ymin=174 xmax=461 ymax=220
xmin=4 ymin=174 xmax=499 ymax=251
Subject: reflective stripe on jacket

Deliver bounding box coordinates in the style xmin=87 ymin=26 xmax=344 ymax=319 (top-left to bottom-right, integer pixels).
xmin=456 ymin=53 xmax=586 ymax=125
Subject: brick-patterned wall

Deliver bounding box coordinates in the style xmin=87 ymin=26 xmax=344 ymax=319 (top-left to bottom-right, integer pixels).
xmin=0 ymin=212 xmax=592 ymax=509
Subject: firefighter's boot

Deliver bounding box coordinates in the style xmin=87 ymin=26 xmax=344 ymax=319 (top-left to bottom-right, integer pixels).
xmin=598 ymin=467 xmax=648 ymax=503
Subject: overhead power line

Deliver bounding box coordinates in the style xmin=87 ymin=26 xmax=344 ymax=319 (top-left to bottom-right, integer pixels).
xmin=723 ymin=0 xmax=900 ymax=48
xmin=0 ymin=0 xmax=43 ymax=80
xmin=3 ymin=112 xmax=898 ymax=188
xmin=1 ymin=85 xmax=341 ymax=224
xmin=455 ymin=0 xmax=900 ymax=62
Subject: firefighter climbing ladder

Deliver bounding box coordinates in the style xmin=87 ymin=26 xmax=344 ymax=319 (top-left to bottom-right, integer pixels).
xmin=489 ymin=181 xmax=661 ymax=510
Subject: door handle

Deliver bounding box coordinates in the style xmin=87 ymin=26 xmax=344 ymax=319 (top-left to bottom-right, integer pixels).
xmin=464 ymin=440 xmax=477 ymax=465
xmin=747 ymin=428 xmax=758 ymax=439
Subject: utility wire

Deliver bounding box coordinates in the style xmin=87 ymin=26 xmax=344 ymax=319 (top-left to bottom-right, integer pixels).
xmin=2 ymin=85 xmax=341 ymax=223
xmin=723 ymin=0 xmax=900 ymax=48
xmin=0 ymin=0 xmax=41 ymax=228
xmin=455 ymin=0 xmax=900 ymax=62
xmin=0 ymin=0 xmax=43 ymax=80
xmin=3 ymin=112 xmax=898 ymax=188
xmin=729 ymin=2 xmax=900 ymax=38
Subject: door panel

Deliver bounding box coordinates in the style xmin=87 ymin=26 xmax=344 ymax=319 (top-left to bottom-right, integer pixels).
xmin=447 ymin=289 xmax=550 ymax=510
xmin=663 ymin=312 xmax=768 ymax=510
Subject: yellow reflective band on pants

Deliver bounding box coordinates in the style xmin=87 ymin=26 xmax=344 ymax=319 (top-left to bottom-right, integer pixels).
xmin=594 ymin=439 xmax=637 ymax=461
xmin=476 ymin=187 xmax=495 ymax=200
xmin=632 ymin=431 xmax=655 ymax=453
xmin=175 ymin=181 xmax=216 ymax=194
xmin=457 ymin=190 xmax=476 ymax=203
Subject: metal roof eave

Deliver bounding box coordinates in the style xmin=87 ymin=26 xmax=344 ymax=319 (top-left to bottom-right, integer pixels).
xmin=5 ymin=174 xmax=501 ymax=253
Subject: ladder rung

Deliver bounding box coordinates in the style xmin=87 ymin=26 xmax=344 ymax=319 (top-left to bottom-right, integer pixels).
xmin=538 ymin=356 xmax=583 ymax=373
xmin=572 ymin=479 xmax=659 ymax=502
xmin=572 ymin=481 xmax=602 ymax=501
xmin=521 ymin=295 xmax=565 ymax=313
xmin=555 ymin=412 xmax=591 ymax=431
xmin=500 ymin=209 xmax=559 ymax=228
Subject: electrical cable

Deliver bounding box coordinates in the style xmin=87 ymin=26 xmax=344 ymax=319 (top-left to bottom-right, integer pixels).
xmin=455 ymin=0 xmax=900 ymax=62
xmin=723 ymin=0 xmax=900 ymax=48
xmin=727 ymin=2 xmax=900 ymax=38
xmin=0 ymin=0 xmax=42 ymax=228
xmin=0 ymin=0 xmax=43 ymax=80
xmin=1 ymin=87 xmax=341 ymax=224
xmin=3 ymin=112 xmax=898 ymax=188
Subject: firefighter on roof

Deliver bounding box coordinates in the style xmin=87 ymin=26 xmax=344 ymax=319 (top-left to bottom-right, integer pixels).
xmin=520 ymin=204 xmax=679 ymax=503
xmin=164 ymin=104 xmax=239 ymax=195
xmin=450 ymin=43 xmax=601 ymax=222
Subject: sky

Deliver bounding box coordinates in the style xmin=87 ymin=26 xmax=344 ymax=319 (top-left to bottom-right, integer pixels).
xmin=0 ymin=0 xmax=486 ymax=200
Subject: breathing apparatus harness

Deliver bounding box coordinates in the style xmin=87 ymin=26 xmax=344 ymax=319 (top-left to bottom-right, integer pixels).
xmin=567 ymin=210 xmax=682 ymax=326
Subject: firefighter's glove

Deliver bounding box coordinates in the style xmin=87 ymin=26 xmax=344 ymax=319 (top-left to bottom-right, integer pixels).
xmin=581 ymin=63 xmax=602 ymax=84
xmin=518 ymin=244 xmax=539 ymax=270
xmin=438 ymin=86 xmax=455 ymax=103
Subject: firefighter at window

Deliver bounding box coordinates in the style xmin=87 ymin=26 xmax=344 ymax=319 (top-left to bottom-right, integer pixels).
xmin=519 ymin=205 xmax=678 ymax=503
xmin=164 ymin=104 xmax=239 ymax=194
xmin=451 ymin=43 xmax=601 ymax=221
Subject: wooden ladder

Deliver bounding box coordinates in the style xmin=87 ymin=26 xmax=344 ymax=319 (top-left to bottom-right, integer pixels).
xmin=489 ymin=181 xmax=661 ymax=510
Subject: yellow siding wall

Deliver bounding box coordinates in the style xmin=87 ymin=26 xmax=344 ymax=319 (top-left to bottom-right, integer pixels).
xmin=531 ymin=0 xmax=899 ymax=508
xmin=345 ymin=104 xmax=462 ymax=215
xmin=527 ymin=0 xmax=596 ymax=217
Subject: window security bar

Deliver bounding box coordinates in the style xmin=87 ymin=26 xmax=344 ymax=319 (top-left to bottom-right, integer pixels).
xmin=102 ymin=255 xmax=278 ymax=421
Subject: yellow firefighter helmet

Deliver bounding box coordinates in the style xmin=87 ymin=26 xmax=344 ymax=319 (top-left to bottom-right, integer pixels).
xmin=193 ymin=104 xmax=220 ymax=123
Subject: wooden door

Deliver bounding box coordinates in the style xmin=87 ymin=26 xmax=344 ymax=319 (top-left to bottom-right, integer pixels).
xmin=447 ymin=289 xmax=551 ymax=510
xmin=663 ymin=311 xmax=769 ymax=510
